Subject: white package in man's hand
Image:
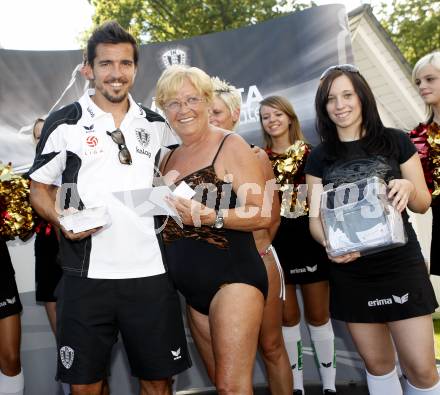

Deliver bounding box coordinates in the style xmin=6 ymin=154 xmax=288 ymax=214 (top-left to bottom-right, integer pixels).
xmin=59 ymin=206 xmax=111 ymax=233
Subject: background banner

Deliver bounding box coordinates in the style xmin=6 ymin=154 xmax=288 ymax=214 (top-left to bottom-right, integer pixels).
xmin=3 ymin=5 xmax=362 ymax=393
xmin=0 ymin=4 xmax=352 ymax=171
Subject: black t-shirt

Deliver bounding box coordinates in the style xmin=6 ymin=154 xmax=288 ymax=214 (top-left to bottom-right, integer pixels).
xmin=305 ymin=128 xmax=418 ymax=247
xmin=305 ymin=128 xmax=416 ymax=187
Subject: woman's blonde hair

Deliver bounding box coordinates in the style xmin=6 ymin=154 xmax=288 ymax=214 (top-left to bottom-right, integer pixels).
xmin=155 ymin=65 xmax=213 ymax=110
xmin=412 ymin=51 xmax=440 ymax=122
xmin=259 ymin=96 xmax=305 ymax=149
xmin=211 ymin=76 xmax=241 ymax=130
xmin=211 ymin=77 xmax=241 ymax=113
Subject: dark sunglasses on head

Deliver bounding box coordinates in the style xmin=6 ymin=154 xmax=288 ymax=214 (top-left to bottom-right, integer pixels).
xmin=106 ymin=129 xmax=132 ymax=165
xmin=319 ymin=64 xmax=360 ymax=80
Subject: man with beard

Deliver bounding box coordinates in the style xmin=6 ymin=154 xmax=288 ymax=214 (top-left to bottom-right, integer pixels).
xmin=29 ymin=21 xmax=190 ymax=395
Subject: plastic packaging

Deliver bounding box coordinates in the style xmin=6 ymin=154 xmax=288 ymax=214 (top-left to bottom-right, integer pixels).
xmin=320 ymin=177 xmax=407 ymax=257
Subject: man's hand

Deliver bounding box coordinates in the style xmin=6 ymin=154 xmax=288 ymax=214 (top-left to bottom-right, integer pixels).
xmin=60 ymin=226 xmax=102 ymax=241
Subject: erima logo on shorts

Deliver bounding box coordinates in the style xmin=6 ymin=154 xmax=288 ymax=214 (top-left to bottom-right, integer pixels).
xmin=171 ymin=348 xmax=181 ymax=361
xmin=60 ymin=346 xmax=75 ymax=369
xmin=290 ymin=265 xmax=317 ymax=274
xmin=368 ymin=293 xmax=409 ymax=307
xmin=0 ymin=297 xmax=16 ymax=308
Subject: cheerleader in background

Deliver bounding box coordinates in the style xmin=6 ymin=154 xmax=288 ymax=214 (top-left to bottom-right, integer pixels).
xmin=32 ymin=118 xmax=62 ymax=334
xmin=209 ymin=77 xmax=293 ymax=395
xmin=32 ymin=119 xmax=74 ymax=395
xmin=411 ymin=51 xmax=440 ymax=276
xmin=0 ymin=239 xmax=23 ymax=395
xmin=259 ymin=96 xmax=336 ymax=395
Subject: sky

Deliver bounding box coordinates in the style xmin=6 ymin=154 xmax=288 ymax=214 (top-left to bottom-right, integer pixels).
xmin=0 ymin=0 xmax=386 ymax=51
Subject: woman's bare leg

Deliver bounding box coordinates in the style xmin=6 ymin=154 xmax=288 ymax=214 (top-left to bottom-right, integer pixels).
xmin=210 ymin=283 xmax=264 ymax=395
xmin=187 ymin=306 xmax=216 ymax=383
xmin=0 ymin=314 xmax=21 ymax=376
xmin=389 ymin=315 xmax=439 ymax=389
xmin=258 ymin=253 xmax=292 ymax=395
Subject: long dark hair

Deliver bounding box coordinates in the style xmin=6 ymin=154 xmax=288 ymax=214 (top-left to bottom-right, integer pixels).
xmin=315 ymin=69 xmax=396 ymax=159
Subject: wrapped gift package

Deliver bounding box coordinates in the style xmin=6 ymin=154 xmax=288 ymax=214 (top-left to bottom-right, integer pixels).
xmin=320 ymin=176 xmax=407 ymax=257
xmin=59 ymin=206 xmax=111 ymax=234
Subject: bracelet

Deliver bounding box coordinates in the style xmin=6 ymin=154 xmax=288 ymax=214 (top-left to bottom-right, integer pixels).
xmin=259 ymin=244 xmax=272 ymax=257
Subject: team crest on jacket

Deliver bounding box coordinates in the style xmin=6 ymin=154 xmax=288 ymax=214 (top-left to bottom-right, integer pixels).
xmin=136 ymin=128 xmax=150 ymax=148
xmin=60 ymin=346 xmax=75 ymax=369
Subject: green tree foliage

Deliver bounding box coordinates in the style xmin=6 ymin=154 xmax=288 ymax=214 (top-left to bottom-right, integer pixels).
xmin=378 ymin=0 xmax=440 ymax=66
xmin=85 ymin=0 xmax=312 ymax=44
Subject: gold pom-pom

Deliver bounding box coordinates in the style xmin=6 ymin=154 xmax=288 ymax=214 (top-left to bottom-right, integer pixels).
xmin=268 ymin=140 xmax=309 ymax=217
xmin=427 ymin=123 xmax=440 ymax=198
xmin=0 ymin=163 xmax=34 ymax=240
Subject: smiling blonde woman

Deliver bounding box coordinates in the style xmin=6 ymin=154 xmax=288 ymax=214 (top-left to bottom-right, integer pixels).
xmin=156 ymin=65 xmax=270 ymax=394
xmin=411 ymin=52 xmax=440 ymax=277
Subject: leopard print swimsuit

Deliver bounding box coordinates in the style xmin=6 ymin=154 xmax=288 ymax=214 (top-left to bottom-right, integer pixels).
xmin=162 ymin=134 xmax=268 ymax=315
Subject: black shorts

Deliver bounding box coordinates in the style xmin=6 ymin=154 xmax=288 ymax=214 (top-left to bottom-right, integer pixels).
xmin=273 ymin=216 xmax=330 ymax=285
xmin=0 ymin=242 xmax=23 ymax=320
xmin=35 ymin=230 xmax=62 ymax=302
xmin=56 ymin=273 xmax=191 ymax=384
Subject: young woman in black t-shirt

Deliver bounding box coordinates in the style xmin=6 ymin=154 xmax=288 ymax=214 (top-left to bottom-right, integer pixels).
xmin=260 ymin=96 xmax=336 ymax=395
xmin=305 ymin=65 xmax=439 ymax=395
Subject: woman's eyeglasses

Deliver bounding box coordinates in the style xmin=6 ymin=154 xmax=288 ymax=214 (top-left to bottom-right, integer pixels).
xmin=164 ymin=96 xmax=204 ymax=112
xmin=319 ymin=64 xmax=360 ymax=80
xmin=106 ymin=129 xmax=132 ymax=165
